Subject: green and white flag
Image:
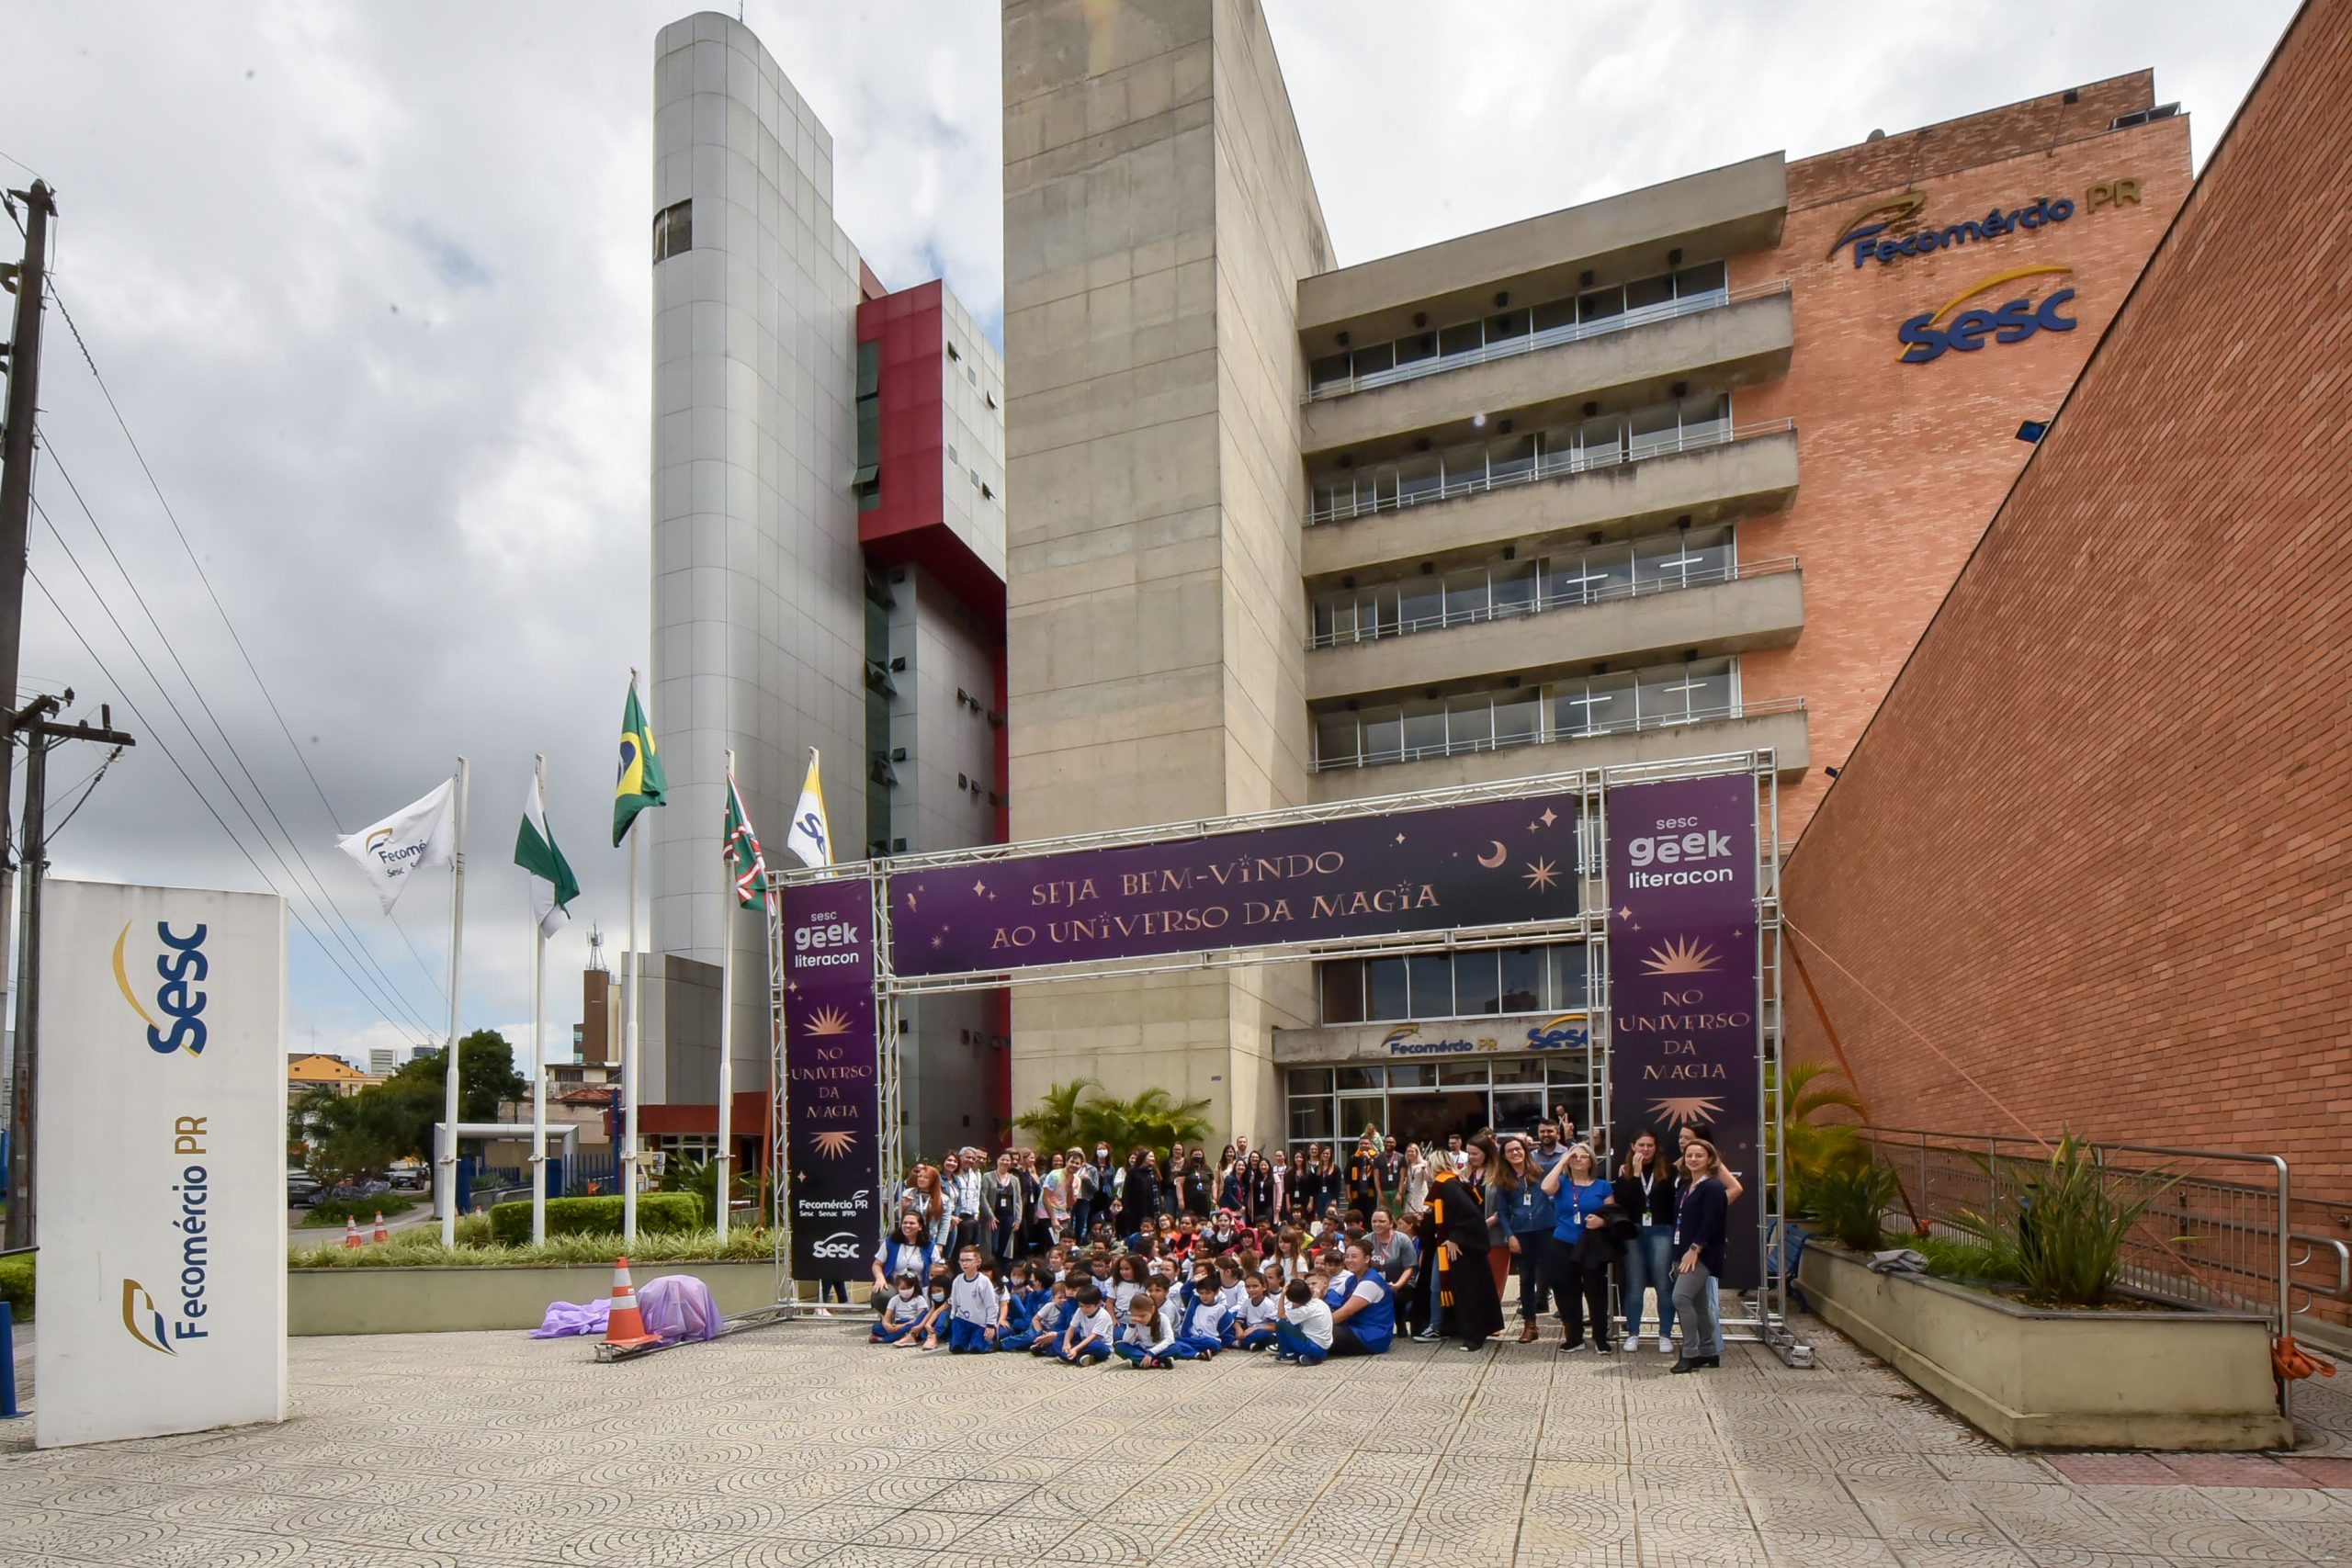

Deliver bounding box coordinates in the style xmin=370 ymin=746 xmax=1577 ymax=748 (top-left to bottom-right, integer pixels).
xmin=723 ymin=767 xmax=770 ymax=910
xmin=612 ymin=677 xmax=666 ymax=847
xmin=514 ymin=773 xmax=579 ymax=938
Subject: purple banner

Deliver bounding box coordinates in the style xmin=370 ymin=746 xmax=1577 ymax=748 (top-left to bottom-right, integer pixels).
xmin=780 ymin=880 xmax=882 ymax=1281
xmin=889 ymin=793 xmax=1583 ymax=977
xmin=1604 ymin=773 xmax=1763 ymax=1290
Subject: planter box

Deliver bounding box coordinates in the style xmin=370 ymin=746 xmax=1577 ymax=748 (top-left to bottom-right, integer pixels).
xmin=289 ymin=1260 xmax=784 ymax=1336
xmin=1800 ymin=1243 xmax=2289 ymax=1450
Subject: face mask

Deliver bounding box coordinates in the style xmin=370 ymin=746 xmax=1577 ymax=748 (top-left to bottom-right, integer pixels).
xmin=1096 ymin=1150 xmax=1109 ymax=1160
xmin=928 ymin=1291 xmax=945 ymax=1303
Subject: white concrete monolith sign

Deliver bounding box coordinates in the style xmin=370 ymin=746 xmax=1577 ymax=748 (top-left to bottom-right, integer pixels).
xmin=35 ymin=880 xmax=288 ymax=1447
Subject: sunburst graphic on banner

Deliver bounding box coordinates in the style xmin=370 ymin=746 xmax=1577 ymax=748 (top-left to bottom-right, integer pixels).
xmin=1651 ymin=1095 xmax=1725 ymax=1127
xmin=811 ymin=1130 xmax=858 ymax=1158
xmin=806 ymin=1007 xmax=852 ymax=1036
xmin=1641 ymin=935 xmax=1719 ymax=975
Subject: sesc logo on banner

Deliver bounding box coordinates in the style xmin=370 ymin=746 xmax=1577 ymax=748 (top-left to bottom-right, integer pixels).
xmin=37 ymin=882 xmax=288 ymax=1449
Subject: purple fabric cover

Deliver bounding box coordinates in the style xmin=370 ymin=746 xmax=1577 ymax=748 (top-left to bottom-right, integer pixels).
xmin=527 ymin=1272 xmax=721 ymax=1341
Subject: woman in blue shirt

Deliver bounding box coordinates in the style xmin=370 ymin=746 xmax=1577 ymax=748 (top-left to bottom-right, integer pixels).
xmin=1498 ymin=1136 xmax=1557 ymax=1343
xmin=1540 ymin=1142 xmax=1618 ymax=1352
xmin=869 ymin=1212 xmax=934 ymax=1316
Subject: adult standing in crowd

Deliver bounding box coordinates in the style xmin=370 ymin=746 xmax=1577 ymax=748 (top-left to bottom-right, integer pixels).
xmin=1067 ymin=1145 xmax=1100 ymax=1240
xmin=1345 ymin=1132 xmax=1384 ymax=1218
xmin=1542 ymin=1142 xmax=1620 ymax=1353
xmin=1671 ymin=1137 xmax=1729 ymax=1373
xmin=1290 ymin=1144 xmax=1326 ymax=1224
xmin=1269 ymin=1147 xmax=1289 ymax=1220
xmin=1118 ymin=1147 xmax=1160 ymax=1241
xmin=1179 ymin=1148 xmax=1214 ymax=1218
xmin=1243 ymin=1151 xmax=1277 ymax=1228
xmin=1499 ymin=1135 xmax=1557 ymax=1342
xmin=1615 ymin=1131 xmax=1677 ymax=1352
xmin=1427 ymin=1133 xmax=1503 ymax=1351
xmin=1377 ymin=1136 xmax=1404 ymax=1213
xmin=1399 ymin=1141 xmax=1431 ymax=1216
xmin=1678 ymin=1121 xmax=1743 ymax=1359
xmin=987 ymin=1151 xmax=1023 ymax=1265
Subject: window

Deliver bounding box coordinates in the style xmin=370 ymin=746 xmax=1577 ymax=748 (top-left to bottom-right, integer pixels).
xmin=946 ymin=342 xmax=960 ymax=361
xmin=1315 ymin=710 xmax=1359 ymax=768
xmin=1406 ymin=953 xmax=1451 ymax=1017
xmin=947 ymin=444 xmax=958 ymax=465
xmin=1367 ymin=956 xmax=1408 ymax=1020
xmin=1499 ymin=947 xmax=1545 ymax=1012
xmin=854 ymin=340 xmax=880 ymax=509
xmin=1456 ymin=950 xmax=1502 ymax=1016
xmin=980 ymin=482 xmax=995 ymax=501
xmin=1319 ymin=959 xmax=1366 ymax=1023
xmin=651 ymin=199 xmax=692 ymax=263
xmin=1549 ymin=944 xmax=1589 ymax=1009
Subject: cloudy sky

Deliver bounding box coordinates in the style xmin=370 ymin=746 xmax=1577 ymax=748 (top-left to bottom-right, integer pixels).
xmin=2 ymin=0 xmax=2293 ymax=1068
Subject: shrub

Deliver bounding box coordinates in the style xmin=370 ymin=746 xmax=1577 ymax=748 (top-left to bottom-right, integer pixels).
xmin=287 ymin=1224 xmax=772 ymax=1269
xmin=1913 ymin=1234 xmax=2019 ymax=1284
xmin=1805 ymin=1160 xmax=1900 ymax=1252
xmin=299 ymin=1195 xmax=418 ymax=1228
xmin=1947 ymin=1132 xmax=2179 ymax=1307
xmin=0 ymin=1252 xmax=31 ymax=1320
xmin=487 ymin=1192 xmax=702 ymax=1247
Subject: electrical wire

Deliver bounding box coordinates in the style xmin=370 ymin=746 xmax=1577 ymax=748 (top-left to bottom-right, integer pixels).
xmin=25 ymin=566 xmax=427 ymax=1046
xmin=45 ymin=744 xmax=120 ymax=841
xmin=35 ymin=439 xmax=447 ymax=1024
xmin=41 ymin=281 xmax=453 ymax=1013
xmin=29 ymin=493 xmax=440 ymax=1041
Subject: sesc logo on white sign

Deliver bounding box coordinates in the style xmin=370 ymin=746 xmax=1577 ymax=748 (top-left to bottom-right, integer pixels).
xmin=36 ymin=881 xmax=288 ymax=1449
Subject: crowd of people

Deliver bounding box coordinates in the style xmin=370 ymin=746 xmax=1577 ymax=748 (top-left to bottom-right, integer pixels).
xmin=865 ymin=1117 xmax=1737 ymax=1372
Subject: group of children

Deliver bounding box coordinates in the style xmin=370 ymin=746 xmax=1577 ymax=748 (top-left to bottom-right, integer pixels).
xmin=869 ymin=1226 xmax=1396 ymax=1369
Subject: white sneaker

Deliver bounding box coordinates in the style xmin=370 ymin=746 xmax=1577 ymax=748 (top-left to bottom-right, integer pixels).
xmin=1657 ymin=1337 xmax=1678 ymax=1355
xmin=812 ymin=1305 xmax=834 ymax=1318
xmin=1624 ymin=1334 xmax=1645 ymax=1351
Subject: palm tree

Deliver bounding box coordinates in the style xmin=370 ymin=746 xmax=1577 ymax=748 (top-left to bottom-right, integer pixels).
xmin=1014 ymin=1080 xmax=1213 ymax=1158
xmin=1012 ymin=1077 xmax=1102 ymax=1154
xmin=1775 ymin=1059 xmax=1871 ymax=1213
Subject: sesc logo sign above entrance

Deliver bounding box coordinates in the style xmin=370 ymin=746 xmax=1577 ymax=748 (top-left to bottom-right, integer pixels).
xmin=1896 ymin=265 xmax=2077 ymax=366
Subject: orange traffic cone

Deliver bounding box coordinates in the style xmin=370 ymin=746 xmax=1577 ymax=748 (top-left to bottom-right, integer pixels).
xmin=344 ymin=1215 xmax=361 ymax=1249
xmin=371 ymin=1211 xmax=389 ymax=1244
xmin=602 ymin=1258 xmax=661 ymax=1351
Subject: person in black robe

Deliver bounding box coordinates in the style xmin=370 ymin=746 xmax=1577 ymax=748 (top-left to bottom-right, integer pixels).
xmin=1427 ymin=1133 xmax=1504 ymax=1351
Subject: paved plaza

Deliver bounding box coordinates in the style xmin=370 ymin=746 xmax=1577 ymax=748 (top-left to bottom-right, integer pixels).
xmin=4 ymin=1316 xmax=2351 ymax=1567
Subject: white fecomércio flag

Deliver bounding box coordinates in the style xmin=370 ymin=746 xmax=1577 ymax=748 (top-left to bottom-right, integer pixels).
xmin=783 ymin=750 xmax=831 ymax=869
xmin=334 ymin=777 xmax=457 ymax=913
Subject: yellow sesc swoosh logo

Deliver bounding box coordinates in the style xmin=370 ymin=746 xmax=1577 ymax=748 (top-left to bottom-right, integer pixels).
xmin=113 ymin=922 xmax=161 ymax=1030
xmin=1827 ymin=191 xmax=1928 ymax=260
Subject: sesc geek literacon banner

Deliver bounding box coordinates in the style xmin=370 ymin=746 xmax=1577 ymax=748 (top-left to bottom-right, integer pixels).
xmin=1603 ymin=773 xmax=1764 ymax=1290
xmin=888 ymin=791 xmax=1584 ymax=978
xmin=779 ymin=880 xmax=883 ymax=1282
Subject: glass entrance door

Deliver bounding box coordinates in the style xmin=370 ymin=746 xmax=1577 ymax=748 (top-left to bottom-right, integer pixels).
xmin=1387 ymin=1091 xmax=1490 ymax=1152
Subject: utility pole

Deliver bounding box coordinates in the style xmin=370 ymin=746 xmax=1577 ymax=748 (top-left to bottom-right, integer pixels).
xmin=0 ymin=182 xmax=55 ymax=1239
xmin=4 ymin=695 xmax=135 ymax=1249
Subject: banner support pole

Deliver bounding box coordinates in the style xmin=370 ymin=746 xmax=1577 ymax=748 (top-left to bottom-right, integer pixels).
xmin=716 ymin=748 xmax=736 ymax=1242
xmin=439 ymin=757 xmax=469 ymax=1247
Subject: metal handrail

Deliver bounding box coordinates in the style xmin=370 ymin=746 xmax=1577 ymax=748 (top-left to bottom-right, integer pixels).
xmin=1306 ymin=417 xmax=1795 ymax=527
xmin=1308 ymin=555 xmax=1799 ymax=652
xmin=1315 ymin=694 xmax=1806 ymax=773
xmin=1306 ymin=278 xmax=1792 ymax=404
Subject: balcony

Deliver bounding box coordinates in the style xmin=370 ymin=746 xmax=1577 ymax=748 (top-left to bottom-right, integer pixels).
xmin=1310 ymin=700 xmax=1810 ymax=805
xmin=1302 ymin=422 xmax=1799 ymax=581
xmin=1307 ymin=558 xmax=1804 ymax=703
xmin=1302 ymin=284 xmax=1792 ymax=457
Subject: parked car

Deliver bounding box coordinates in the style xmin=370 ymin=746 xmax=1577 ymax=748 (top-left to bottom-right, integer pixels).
xmin=388 ymin=1168 xmax=427 ymax=1191
xmin=331 ymin=1177 xmax=390 ymax=1201
xmin=287 ymin=1171 xmax=324 ymax=1207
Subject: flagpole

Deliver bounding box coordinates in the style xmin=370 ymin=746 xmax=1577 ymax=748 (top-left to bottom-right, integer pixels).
xmin=716 ymin=747 xmax=738 ymax=1242
xmin=439 ymin=757 xmax=469 ymax=1248
xmin=624 ymin=818 xmax=640 ymax=1244
xmin=530 ymin=753 xmax=549 ymax=1247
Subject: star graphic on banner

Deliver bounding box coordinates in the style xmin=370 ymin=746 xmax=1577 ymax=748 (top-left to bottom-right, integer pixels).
xmin=1618 ymin=905 xmax=1634 ymax=920
xmin=1523 ymin=858 xmax=1559 ymax=891
xmin=1540 ymin=807 xmax=1558 ymax=828
xmin=1528 ymin=820 xmax=1541 ymax=833
xmin=1394 ymin=832 xmax=1407 ymax=844
xmin=931 ymin=936 xmax=944 ymax=949
xmin=905 ymin=891 xmax=919 ymax=911
xmin=971 ymin=878 xmax=987 ymax=897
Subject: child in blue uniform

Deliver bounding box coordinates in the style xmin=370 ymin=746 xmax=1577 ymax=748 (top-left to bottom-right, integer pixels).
xmin=945 ymin=1247 xmax=1001 ymax=1353
xmin=1008 ymin=1278 xmax=1069 ymax=1353
xmin=1275 ymin=1276 xmax=1334 ymax=1366
xmin=870 ymin=1273 xmax=935 ymax=1346
xmin=1057 ymin=1284 xmax=1115 ymax=1365
xmin=1177 ymin=1261 xmax=1229 ymax=1358
xmin=1231 ymin=1273 xmax=1280 ymax=1349
xmin=1114 ymin=1297 xmax=1187 ymax=1368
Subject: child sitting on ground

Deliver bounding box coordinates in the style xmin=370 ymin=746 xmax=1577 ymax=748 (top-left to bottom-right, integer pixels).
xmin=1007 ymin=1276 xmax=1067 ymax=1353
xmin=1231 ymin=1271 xmax=1280 ymax=1350
xmin=1057 ymin=1283 xmax=1115 ymax=1365
xmin=917 ymin=1268 xmax=952 ymax=1350
xmin=1276 ymin=1274 xmax=1334 ymax=1366
xmin=1114 ymin=1295 xmax=1185 ymax=1369
xmin=945 ymin=1247 xmax=1001 ymax=1354
xmin=870 ymin=1273 xmax=936 ymax=1346
xmin=996 ymin=1261 xmax=1036 ymax=1346
xmin=1177 ymin=1260 xmax=1227 ymax=1358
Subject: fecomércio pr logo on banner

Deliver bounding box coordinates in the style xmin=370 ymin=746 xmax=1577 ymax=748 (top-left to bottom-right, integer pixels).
xmin=113 ymin=919 xmax=218 ymax=1356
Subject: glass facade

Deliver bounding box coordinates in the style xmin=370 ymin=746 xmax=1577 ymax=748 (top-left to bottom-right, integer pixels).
xmin=1312 ymin=658 xmax=1739 ymax=771
xmin=1310 ymin=525 xmax=1736 ymax=647
xmin=1308 ymin=392 xmax=1734 ymax=524
xmin=1286 ymin=1055 xmax=1595 ymax=1158
xmin=1317 ymin=942 xmax=1589 ymax=1024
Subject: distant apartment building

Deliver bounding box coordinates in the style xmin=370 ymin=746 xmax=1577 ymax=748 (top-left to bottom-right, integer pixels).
xmin=1001 ymin=0 xmax=2188 ymax=1146
xmin=639 ymin=13 xmax=1011 ymax=1163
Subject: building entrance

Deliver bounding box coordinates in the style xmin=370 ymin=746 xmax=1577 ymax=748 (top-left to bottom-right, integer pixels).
xmin=1386 ymin=1091 xmax=1490 ymax=1151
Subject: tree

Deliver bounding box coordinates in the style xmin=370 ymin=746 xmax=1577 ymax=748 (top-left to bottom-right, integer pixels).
xmin=297 ymin=1031 xmax=529 ymax=1180
xmin=1777 ymin=1059 xmax=1871 ymax=1212
xmin=1013 ymin=1079 xmax=1213 ymax=1159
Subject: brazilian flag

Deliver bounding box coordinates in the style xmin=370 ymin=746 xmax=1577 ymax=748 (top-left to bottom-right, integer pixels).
xmin=613 ymin=679 xmax=667 ymax=845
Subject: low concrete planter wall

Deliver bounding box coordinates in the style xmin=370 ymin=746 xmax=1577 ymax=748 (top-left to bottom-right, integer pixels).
xmin=1799 ymin=1243 xmax=2289 ymax=1450
xmin=289 ymin=1261 xmax=785 ymax=1335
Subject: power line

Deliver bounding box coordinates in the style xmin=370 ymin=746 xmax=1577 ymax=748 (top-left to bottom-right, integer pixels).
xmin=41 ymin=278 xmax=454 ymax=1014
xmin=28 ymin=492 xmax=438 ymax=1041
xmin=46 ymin=743 xmax=121 ymax=841
xmin=24 ymin=566 xmax=428 ymax=1046
xmin=35 ymin=439 xmax=446 ymax=1028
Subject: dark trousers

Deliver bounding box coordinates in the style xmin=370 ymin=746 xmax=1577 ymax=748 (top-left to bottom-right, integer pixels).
xmin=1555 ymin=1246 xmax=1613 ymax=1347
xmin=1514 ymin=1233 xmax=1556 ymax=1322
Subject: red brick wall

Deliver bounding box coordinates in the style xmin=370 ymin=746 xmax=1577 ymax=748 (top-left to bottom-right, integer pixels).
xmin=1781 ymin=0 xmax=2352 ymax=1211
xmin=1733 ymin=96 xmax=2190 ymax=842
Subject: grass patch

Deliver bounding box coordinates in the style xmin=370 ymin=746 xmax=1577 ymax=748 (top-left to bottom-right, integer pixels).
xmin=0 ymin=1252 xmax=30 ymax=1320
xmin=288 ymin=1224 xmax=775 ymax=1269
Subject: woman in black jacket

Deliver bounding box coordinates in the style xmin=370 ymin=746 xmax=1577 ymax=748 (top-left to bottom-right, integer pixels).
xmin=1243 ymin=1152 xmax=1277 ymax=1228
xmin=1669 ymin=1138 xmax=1729 ymax=1373
xmin=1116 ymin=1148 xmax=1160 ymax=1242
xmin=1428 ymin=1134 xmax=1505 ymax=1351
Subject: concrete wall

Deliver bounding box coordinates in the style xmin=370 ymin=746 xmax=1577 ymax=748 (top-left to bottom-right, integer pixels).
xmin=648 ymin=15 xmax=867 ymax=1101
xmin=1779 ymin=1 xmax=2352 ymax=1226
xmin=1001 ymin=0 xmax=1329 ymax=1145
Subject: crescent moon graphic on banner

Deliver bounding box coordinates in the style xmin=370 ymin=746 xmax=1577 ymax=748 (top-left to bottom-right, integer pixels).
xmin=1476 ymin=840 xmax=1509 ymax=868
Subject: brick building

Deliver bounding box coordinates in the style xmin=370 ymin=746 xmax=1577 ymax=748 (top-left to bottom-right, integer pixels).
xmin=1001 ymin=0 xmax=2190 ymax=1147
xmin=1781 ymin=0 xmax=2351 ymax=1214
